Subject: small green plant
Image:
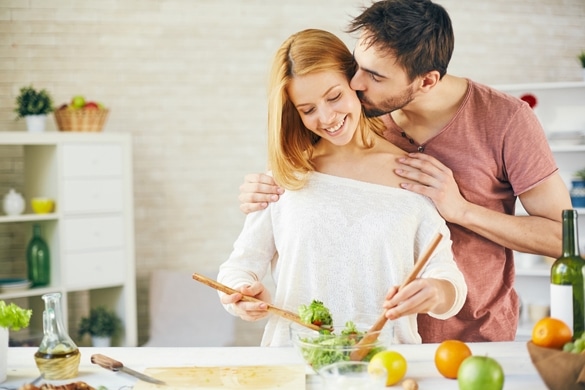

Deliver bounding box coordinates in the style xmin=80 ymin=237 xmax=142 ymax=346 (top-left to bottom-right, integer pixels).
xmin=78 ymin=306 xmax=121 ymax=338
xmin=0 ymin=300 xmax=32 ymax=331
xmin=578 ymin=51 xmax=585 ymax=68
xmin=14 ymin=85 xmax=54 ymax=119
xmin=574 ymin=168 xmax=585 ymax=181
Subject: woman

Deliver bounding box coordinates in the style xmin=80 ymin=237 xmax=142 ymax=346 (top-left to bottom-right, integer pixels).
xmin=217 ymin=29 xmax=466 ymax=346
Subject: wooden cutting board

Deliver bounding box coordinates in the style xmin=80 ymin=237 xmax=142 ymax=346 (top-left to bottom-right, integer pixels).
xmin=132 ymin=365 xmax=306 ymax=389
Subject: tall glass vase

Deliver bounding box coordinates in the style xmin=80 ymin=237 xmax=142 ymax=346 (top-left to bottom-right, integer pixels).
xmin=26 ymin=224 xmax=50 ymax=287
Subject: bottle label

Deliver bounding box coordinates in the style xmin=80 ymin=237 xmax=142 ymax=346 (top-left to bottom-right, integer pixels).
xmin=550 ymin=284 xmax=573 ymax=333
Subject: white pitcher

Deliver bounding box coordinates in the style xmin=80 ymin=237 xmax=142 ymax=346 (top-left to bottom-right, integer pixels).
xmin=2 ymin=188 xmax=25 ymax=216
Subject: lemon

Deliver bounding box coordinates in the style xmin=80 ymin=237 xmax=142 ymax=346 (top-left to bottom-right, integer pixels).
xmin=368 ymin=350 xmax=407 ymax=386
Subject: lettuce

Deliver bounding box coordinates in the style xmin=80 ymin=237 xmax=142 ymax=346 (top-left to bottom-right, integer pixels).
xmin=298 ymin=321 xmax=385 ymax=370
xmin=0 ymin=300 xmax=32 ymax=331
xmin=298 ymin=300 xmax=333 ymax=330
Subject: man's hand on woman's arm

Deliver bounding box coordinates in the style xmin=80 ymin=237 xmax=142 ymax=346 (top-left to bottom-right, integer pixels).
xmin=239 ymin=173 xmax=284 ymax=214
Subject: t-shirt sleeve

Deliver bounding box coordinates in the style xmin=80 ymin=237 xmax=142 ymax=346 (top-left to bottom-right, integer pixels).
xmin=502 ymin=103 xmax=558 ymax=196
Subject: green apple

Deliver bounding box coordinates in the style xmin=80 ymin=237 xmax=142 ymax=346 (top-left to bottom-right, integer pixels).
xmin=457 ymin=356 xmax=504 ymax=390
xmin=71 ymin=95 xmax=85 ymax=109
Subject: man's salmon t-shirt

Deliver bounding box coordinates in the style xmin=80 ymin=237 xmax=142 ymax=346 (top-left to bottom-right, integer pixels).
xmin=383 ymin=79 xmax=558 ymax=342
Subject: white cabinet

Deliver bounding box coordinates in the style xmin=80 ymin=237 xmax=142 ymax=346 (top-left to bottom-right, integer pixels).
xmin=493 ymin=82 xmax=585 ymax=340
xmin=0 ymin=132 xmax=137 ymax=347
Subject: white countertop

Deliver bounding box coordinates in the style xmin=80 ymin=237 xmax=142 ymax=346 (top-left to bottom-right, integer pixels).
xmin=3 ymin=342 xmax=546 ymax=389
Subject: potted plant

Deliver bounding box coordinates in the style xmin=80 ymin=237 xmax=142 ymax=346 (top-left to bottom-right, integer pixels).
xmin=14 ymin=85 xmax=54 ymax=132
xmin=0 ymin=301 xmax=32 ymax=382
xmin=578 ymin=51 xmax=585 ymax=81
xmin=570 ymin=168 xmax=585 ymax=208
xmin=78 ymin=306 xmax=121 ymax=347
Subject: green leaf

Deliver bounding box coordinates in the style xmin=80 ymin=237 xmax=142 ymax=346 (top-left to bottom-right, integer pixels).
xmin=0 ymin=300 xmax=32 ymax=331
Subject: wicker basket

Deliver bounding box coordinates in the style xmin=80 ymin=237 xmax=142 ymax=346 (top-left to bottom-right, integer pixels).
xmin=54 ymin=108 xmax=109 ymax=132
xmin=527 ymin=341 xmax=585 ymax=390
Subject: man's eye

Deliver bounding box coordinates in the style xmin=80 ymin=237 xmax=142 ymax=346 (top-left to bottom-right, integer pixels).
xmin=369 ymin=73 xmax=380 ymax=82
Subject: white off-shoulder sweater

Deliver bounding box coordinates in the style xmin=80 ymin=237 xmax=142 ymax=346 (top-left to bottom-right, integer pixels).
xmin=218 ymin=172 xmax=467 ymax=346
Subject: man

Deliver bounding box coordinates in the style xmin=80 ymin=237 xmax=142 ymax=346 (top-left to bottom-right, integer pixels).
xmin=238 ymin=0 xmax=571 ymax=342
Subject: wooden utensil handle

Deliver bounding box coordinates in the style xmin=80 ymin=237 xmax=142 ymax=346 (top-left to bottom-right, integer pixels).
xmin=399 ymin=233 xmax=443 ymax=290
xmin=350 ymin=232 xmax=444 ymax=362
xmin=192 ymin=273 xmax=321 ymax=332
xmin=371 ymin=232 xmax=443 ymax=332
xmin=91 ymin=354 xmax=123 ymax=371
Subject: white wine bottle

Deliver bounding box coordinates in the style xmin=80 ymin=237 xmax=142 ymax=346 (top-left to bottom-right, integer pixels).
xmin=550 ymin=209 xmax=584 ymax=338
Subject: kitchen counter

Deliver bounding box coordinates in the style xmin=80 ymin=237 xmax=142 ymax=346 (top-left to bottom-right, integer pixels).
xmin=3 ymin=342 xmax=546 ymax=389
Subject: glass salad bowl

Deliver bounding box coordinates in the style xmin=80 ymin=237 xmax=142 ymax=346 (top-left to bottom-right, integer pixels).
xmin=289 ymin=315 xmax=391 ymax=371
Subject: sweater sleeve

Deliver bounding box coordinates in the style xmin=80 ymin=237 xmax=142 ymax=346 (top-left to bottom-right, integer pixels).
xmin=217 ymin=205 xmax=277 ymax=316
xmin=418 ymin=220 xmax=468 ymax=320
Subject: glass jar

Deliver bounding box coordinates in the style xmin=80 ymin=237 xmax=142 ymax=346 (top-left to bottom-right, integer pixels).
xmin=34 ymin=293 xmax=80 ymax=379
xmin=26 ymin=224 xmax=50 ymax=287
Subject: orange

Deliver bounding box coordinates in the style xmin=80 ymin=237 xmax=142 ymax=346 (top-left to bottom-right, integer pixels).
xmin=434 ymin=339 xmax=472 ymax=379
xmin=531 ymin=317 xmax=572 ymax=349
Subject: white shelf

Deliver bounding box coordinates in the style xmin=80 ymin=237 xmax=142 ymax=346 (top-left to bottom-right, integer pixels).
xmin=494 ymin=81 xmax=585 ymax=91
xmin=515 ymin=264 xmax=551 ymax=277
xmin=0 ymin=213 xmax=58 ymax=223
xmin=0 ymin=132 xmax=137 ymax=347
xmin=550 ymin=144 xmax=585 ymax=153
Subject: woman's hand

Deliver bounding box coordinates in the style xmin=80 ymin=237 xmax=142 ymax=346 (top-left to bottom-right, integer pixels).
xmin=382 ymin=278 xmax=455 ymax=320
xmin=220 ymin=281 xmax=272 ymax=321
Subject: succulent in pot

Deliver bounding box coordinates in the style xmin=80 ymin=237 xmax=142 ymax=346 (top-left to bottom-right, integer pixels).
xmin=78 ymin=306 xmax=121 ymax=346
xmin=14 ymin=85 xmax=54 ymax=118
xmin=578 ymin=50 xmax=585 ymax=68
xmin=14 ymin=85 xmax=54 ymax=132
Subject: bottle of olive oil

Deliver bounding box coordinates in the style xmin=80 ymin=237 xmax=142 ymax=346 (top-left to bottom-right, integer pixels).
xmin=550 ymin=209 xmax=585 ymax=338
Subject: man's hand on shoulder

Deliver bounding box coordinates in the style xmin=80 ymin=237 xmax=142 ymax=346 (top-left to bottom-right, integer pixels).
xmin=239 ymin=173 xmax=284 ymax=214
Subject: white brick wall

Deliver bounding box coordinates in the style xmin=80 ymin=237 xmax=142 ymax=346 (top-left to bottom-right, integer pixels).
xmin=0 ymin=0 xmax=584 ymax=346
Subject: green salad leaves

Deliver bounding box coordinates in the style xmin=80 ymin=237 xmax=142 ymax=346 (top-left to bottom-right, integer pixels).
xmin=297 ymin=320 xmax=385 ymax=370
xmin=298 ymin=300 xmax=333 ymax=331
xmin=296 ymin=300 xmax=385 ymax=369
xmin=0 ymin=300 xmax=32 ymax=331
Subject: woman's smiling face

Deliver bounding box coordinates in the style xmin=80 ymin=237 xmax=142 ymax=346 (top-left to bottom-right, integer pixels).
xmin=287 ymin=71 xmax=362 ymax=146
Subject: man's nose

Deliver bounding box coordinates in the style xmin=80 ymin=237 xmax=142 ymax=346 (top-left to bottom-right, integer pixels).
xmin=350 ymin=70 xmax=364 ymax=91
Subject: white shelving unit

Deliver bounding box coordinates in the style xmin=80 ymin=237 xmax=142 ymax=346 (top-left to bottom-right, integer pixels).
xmin=494 ymin=82 xmax=585 ymax=340
xmin=0 ymin=132 xmax=137 ymax=347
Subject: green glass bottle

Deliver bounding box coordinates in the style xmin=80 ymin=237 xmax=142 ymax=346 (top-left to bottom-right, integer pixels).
xmin=27 ymin=223 xmax=51 ymax=287
xmin=550 ymin=209 xmax=584 ymax=338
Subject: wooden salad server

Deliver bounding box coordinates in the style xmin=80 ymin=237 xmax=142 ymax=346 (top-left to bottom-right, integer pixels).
xmin=350 ymin=232 xmax=444 ymax=361
xmin=192 ymin=273 xmax=322 ymax=332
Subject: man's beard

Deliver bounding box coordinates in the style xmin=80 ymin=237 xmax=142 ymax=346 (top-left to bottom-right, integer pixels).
xmin=357 ymin=86 xmax=415 ymax=118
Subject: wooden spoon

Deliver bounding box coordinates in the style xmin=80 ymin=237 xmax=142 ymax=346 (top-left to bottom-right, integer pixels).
xmin=192 ymin=273 xmax=322 ymax=332
xmin=349 ymin=232 xmax=443 ymax=361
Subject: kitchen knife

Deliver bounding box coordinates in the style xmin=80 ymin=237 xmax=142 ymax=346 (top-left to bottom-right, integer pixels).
xmin=91 ymin=354 xmax=167 ymax=385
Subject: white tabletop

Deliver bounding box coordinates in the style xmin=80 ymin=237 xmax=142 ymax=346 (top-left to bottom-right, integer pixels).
xmin=3 ymin=342 xmax=546 ymax=389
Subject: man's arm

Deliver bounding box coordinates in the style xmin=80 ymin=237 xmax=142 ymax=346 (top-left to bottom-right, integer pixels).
xmin=238 ymin=173 xmax=284 ymax=214
xmin=396 ymin=153 xmax=571 ymax=258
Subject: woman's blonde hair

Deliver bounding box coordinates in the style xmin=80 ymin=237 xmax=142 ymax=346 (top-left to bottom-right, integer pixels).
xmin=267 ymin=28 xmax=385 ymax=190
